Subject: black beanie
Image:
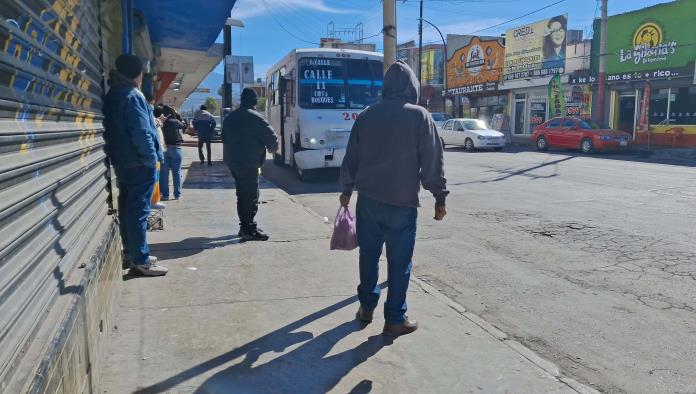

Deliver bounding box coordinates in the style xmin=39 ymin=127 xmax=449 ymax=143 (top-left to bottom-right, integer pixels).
xmin=115 ymin=54 xmax=143 ymax=79
xmin=241 ymin=88 xmax=258 ymax=107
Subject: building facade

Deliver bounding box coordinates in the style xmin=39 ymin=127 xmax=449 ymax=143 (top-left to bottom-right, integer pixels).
xmin=592 ymin=0 xmax=696 ymax=147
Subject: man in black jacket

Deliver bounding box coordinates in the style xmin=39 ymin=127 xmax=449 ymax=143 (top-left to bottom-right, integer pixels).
xmin=340 ymin=60 xmax=448 ymax=337
xmin=222 ymin=88 xmax=279 ymax=241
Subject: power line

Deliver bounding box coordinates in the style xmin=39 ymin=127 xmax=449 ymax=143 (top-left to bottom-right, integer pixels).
xmin=463 ymin=0 xmax=567 ymax=35
xmin=260 ymin=0 xmax=321 ymax=46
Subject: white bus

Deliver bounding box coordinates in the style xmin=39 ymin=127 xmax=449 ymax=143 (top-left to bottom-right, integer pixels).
xmin=266 ymin=48 xmax=383 ymax=180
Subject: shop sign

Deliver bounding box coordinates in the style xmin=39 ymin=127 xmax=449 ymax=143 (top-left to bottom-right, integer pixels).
xmin=503 ymin=14 xmax=568 ymax=81
xmin=447 ymin=82 xmax=498 ymax=95
xmin=447 ymin=36 xmax=505 ymax=91
xmin=565 ymin=85 xmax=592 ymax=117
xmin=593 ymin=1 xmax=696 ymax=80
xmin=569 ymin=74 xmax=596 ymax=85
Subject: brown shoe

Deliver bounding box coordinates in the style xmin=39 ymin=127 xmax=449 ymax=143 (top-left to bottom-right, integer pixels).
xmin=383 ymin=319 xmax=418 ymax=337
xmin=356 ymin=306 xmax=374 ymax=323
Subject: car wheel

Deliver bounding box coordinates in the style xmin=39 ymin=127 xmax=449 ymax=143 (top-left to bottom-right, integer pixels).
xmin=580 ymin=138 xmax=593 ymax=154
xmin=464 ymin=138 xmax=475 ymax=152
xmin=536 ymin=136 xmax=548 ymax=151
xmin=440 ymin=137 xmax=446 ymax=149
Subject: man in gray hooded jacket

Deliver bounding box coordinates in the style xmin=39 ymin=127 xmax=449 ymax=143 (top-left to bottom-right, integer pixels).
xmin=340 ymin=60 xmax=448 ymax=337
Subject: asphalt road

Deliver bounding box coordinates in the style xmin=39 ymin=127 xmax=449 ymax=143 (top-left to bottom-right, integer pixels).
xmin=262 ymin=147 xmax=696 ymax=394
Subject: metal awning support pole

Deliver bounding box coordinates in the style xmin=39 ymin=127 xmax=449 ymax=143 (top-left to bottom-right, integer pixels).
xmin=121 ymin=0 xmax=133 ymax=54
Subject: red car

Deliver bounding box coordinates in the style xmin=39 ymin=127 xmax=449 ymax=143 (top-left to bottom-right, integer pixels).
xmin=532 ymin=117 xmax=632 ymax=154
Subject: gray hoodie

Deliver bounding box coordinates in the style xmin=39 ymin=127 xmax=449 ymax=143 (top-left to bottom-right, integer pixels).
xmin=340 ymin=60 xmax=449 ymax=207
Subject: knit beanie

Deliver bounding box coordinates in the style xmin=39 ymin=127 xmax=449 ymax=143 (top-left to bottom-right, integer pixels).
xmin=115 ymin=54 xmax=143 ymax=79
xmin=241 ymin=88 xmax=258 ymax=108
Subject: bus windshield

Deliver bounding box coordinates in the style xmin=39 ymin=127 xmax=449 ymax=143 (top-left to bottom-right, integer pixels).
xmin=298 ymin=57 xmax=382 ymax=110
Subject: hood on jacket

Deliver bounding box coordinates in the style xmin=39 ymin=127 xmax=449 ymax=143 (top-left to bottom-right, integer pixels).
xmin=382 ymin=60 xmax=419 ymax=104
xmin=194 ymin=109 xmax=214 ymax=121
xmin=107 ymin=70 xmax=137 ymax=89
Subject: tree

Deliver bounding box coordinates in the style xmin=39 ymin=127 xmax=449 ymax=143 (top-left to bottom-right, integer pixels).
xmin=204 ymin=96 xmax=219 ymax=115
xmin=257 ymin=97 xmax=266 ymax=112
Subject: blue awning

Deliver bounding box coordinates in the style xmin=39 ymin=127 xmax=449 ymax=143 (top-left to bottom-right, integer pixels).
xmin=134 ymin=0 xmax=237 ymax=51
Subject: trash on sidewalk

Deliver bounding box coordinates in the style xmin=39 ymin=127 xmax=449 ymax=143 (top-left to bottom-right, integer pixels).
xmin=330 ymin=207 xmax=358 ymax=251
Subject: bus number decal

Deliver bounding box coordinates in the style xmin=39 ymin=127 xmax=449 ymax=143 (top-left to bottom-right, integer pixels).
xmin=343 ymin=112 xmax=358 ymax=120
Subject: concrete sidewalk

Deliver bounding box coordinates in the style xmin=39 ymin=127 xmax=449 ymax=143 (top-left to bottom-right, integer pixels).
xmin=101 ymin=144 xmax=594 ymax=394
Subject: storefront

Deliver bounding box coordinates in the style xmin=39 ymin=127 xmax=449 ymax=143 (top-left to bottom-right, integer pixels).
xmin=593 ymin=0 xmax=696 ymax=146
xmin=502 ymin=74 xmax=593 ymax=135
xmin=445 ymin=35 xmax=508 ymax=126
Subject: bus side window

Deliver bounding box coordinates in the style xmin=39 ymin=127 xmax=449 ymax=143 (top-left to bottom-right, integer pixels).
xmin=285 ymin=78 xmax=295 ymax=117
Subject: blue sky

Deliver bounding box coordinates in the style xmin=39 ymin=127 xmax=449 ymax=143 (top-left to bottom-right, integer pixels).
xmin=182 ymin=0 xmax=668 ymax=110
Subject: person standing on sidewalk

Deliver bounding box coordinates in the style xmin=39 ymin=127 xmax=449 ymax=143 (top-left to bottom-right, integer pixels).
xmin=159 ymin=105 xmax=187 ymax=200
xmin=222 ymin=88 xmax=278 ymax=241
xmin=340 ymin=60 xmax=448 ymax=337
xmin=193 ymin=105 xmax=216 ymax=166
xmin=103 ymin=54 xmax=168 ymax=276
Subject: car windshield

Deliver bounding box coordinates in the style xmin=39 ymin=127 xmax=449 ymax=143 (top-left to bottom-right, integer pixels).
xmin=463 ymin=120 xmax=486 ymax=130
xmin=431 ymin=113 xmax=451 ymax=122
xmin=579 ymin=120 xmax=607 ymax=130
xmin=298 ymin=57 xmax=382 ymax=110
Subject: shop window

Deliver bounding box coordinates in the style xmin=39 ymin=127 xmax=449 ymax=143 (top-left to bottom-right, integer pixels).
xmin=670 ymin=87 xmax=696 ymax=125
xmin=649 ymin=88 xmax=669 ymax=125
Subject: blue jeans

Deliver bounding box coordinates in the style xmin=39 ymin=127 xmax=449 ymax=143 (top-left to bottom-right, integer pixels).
xmin=160 ymin=147 xmax=183 ymax=198
xmin=356 ymin=194 xmax=417 ymax=324
xmin=115 ymin=165 xmax=156 ymax=265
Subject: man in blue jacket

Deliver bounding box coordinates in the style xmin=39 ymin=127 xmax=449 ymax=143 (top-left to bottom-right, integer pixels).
xmin=103 ymin=54 xmax=168 ymax=276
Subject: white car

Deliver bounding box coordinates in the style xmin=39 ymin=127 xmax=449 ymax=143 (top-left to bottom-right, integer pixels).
xmin=430 ymin=112 xmax=452 ymax=130
xmin=440 ymin=118 xmax=506 ymax=151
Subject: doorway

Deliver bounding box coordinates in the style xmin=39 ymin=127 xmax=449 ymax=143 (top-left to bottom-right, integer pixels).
xmin=514 ymin=99 xmax=526 ymax=135
xmin=617 ymin=95 xmax=637 ymax=133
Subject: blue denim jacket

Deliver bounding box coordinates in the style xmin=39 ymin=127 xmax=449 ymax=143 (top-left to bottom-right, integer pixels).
xmin=103 ymin=71 xmax=163 ymax=168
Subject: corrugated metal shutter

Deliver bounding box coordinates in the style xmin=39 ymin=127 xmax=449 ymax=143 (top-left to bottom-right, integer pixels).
xmin=0 ymin=0 xmax=109 ymax=381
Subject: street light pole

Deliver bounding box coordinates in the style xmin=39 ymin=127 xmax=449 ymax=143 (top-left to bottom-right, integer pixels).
xmin=417 ymin=0 xmax=423 ymax=85
xmin=597 ymin=0 xmax=608 ymax=123
xmin=421 ymin=18 xmax=446 ymax=94
xmin=383 ymin=0 xmax=397 ymax=74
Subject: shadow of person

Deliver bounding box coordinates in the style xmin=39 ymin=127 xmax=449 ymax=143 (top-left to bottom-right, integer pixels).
xmin=149 ymin=235 xmax=242 ymax=261
xmin=195 ymin=320 xmax=389 ymax=394
xmin=134 ymin=283 xmax=388 ymax=394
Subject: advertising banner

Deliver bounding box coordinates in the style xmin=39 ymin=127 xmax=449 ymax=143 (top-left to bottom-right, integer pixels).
xmin=548 ymin=74 xmax=566 ymax=118
xmin=446 ymin=35 xmax=504 ymax=95
xmin=504 ymin=14 xmax=568 ymax=81
xmin=638 ymin=84 xmax=651 ymax=133
xmin=420 ymin=47 xmax=445 ymax=85
xmin=592 ymin=1 xmax=696 ymax=82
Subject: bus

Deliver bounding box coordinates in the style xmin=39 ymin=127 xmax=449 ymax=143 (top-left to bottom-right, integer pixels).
xmin=266 ymin=48 xmax=383 ymax=180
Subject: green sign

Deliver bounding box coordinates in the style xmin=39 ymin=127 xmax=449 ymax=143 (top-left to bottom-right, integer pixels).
xmin=548 ymin=75 xmax=566 ymax=118
xmin=592 ymin=0 xmax=696 ymax=81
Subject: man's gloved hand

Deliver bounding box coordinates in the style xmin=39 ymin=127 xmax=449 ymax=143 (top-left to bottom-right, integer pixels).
xmin=339 ymin=193 xmax=351 ymax=207
xmin=434 ymin=204 xmax=447 ymax=221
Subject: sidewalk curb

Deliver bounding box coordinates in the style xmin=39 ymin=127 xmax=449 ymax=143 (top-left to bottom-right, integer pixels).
xmin=260 ymin=174 xmax=599 ymax=394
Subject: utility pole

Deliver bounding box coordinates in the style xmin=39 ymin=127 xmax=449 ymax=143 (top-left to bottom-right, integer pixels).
xmin=418 ymin=0 xmax=423 ymax=86
xmin=383 ymin=0 xmax=396 ymax=74
xmin=597 ymin=0 xmax=608 ymax=123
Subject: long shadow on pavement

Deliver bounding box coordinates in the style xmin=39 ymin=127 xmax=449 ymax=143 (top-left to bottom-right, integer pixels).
xmin=133 ymin=283 xmax=388 ymax=394
xmin=149 ymin=235 xmax=242 ymax=261
xmin=261 ymin=160 xmax=342 ymax=196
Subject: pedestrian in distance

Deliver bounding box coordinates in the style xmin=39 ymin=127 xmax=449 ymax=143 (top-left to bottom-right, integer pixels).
xmin=193 ymin=105 xmax=216 ymax=166
xmin=159 ymin=105 xmax=187 ymax=200
xmin=222 ymin=88 xmax=279 ymax=241
xmin=103 ymin=54 xmax=168 ymax=276
xmin=340 ymin=60 xmax=448 ymax=337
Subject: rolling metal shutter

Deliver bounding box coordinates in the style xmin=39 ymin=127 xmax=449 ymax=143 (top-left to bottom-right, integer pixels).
xmin=0 ymin=0 xmax=109 ymax=381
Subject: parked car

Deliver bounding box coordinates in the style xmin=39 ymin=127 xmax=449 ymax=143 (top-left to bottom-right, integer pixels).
xmin=532 ymin=117 xmax=631 ymax=154
xmin=440 ymin=118 xmax=506 ymax=151
xmin=430 ymin=112 xmax=452 ymax=130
